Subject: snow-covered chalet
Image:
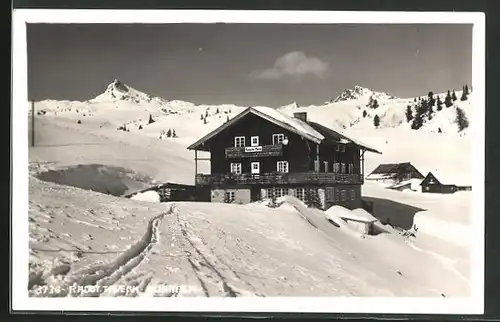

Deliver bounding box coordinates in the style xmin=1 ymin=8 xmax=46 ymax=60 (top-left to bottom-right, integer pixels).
xmin=187 ymin=106 xmax=381 ymax=210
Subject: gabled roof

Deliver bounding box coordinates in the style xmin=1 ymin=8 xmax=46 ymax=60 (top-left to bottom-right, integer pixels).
xmin=306 ymin=121 xmax=381 ymax=154
xmin=187 ymin=106 xmax=324 ymax=150
xmin=420 ymin=172 xmax=443 ymax=186
xmin=368 ymin=162 xmax=423 ymax=176
xmin=187 ymin=106 xmax=382 ymax=153
xmin=418 ymin=169 xmax=472 ymax=187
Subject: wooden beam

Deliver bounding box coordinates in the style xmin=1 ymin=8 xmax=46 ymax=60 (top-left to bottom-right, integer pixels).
xmin=316 ymin=143 xmax=320 ymax=172
xmin=361 ymin=150 xmax=366 ymax=179
xmin=194 ymin=150 xmax=198 ymax=176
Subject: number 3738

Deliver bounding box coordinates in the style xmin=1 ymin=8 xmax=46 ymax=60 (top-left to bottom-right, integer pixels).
xmin=32 ymin=285 xmax=63 ymax=296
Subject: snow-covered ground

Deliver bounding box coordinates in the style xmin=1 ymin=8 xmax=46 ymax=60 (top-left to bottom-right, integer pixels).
xmin=26 ymin=80 xmax=476 ymax=298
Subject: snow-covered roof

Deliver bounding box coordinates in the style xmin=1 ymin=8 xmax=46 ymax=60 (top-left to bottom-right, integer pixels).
xmin=251 ymin=106 xmax=325 ymax=142
xmin=325 ymin=205 xmax=378 ymax=223
xmin=365 ymin=173 xmax=396 ymax=180
xmin=188 ymin=106 xmax=381 ymax=153
xmin=341 ymin=208 xmax=378 ymax=223
xmin=389 ymin=178 xmax=423 ymax=189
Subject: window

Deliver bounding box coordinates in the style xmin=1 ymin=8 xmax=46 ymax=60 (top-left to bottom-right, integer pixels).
xmin=275 ymin=188 xmax=289 ymax=198
xmin=341 ymin=190 xmax=347 ymax=201
xmin=295 ymin=188 xmax=305 ymax=201
xmin=224 ymin=191 xmax=235 ymax=203
xmin=324 ymin=161 xmax=329 ymax=172
xmin=267 ymin=187 xmax=289 ymax=198
xmin=251 ymin=136 xmax=259 ymax=147
xmin=335 ymin=189 xmax=340 ymax=202
xmin=341 ymin=163 xmax=346 ymax=174
xmin=277 ymin=161 xmax=289 ymax=173
xmin=325 ymin=187 xmax=335 ymax=201
xmin=251 ymin=162 xmax=260 ymax=174
xmin=333 ymin=162 xmax=340 ymax=173
xmin=272 ymin=133 xmax=285 ymax=145
xmin=348 ymin=164 xmax=354 ymax=174
xmin=230 ymin=163 xmax=242 ymax=174
xmin=234 ymin=136 xmax=245 ymax=147
xmin=350 ymin=189 xmax=355 ymax=201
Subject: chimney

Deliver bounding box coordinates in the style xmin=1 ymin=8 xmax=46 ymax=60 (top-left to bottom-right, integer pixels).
xmin=293 ymin=112 xmax=307 ymax=122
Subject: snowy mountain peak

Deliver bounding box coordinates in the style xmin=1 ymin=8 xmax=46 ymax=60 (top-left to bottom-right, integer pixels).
xmin=91 ymin=79 xmax=157 ymax=104
xmin=333 ymin=85 xmax=372 ymax=102
xmin=105 ymin=79 xmax=129 ymax=94
xmin=282 ymin=101 xmax=300 ymax=109
xmin=332 ymin=85 xmax=397 ymax=103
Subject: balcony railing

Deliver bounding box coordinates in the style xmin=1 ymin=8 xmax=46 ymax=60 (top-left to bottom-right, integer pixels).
xmin=225 ymin=144 xmax=283 ymax=159
xmin=195 ymin=172 xmax=362 ymax=186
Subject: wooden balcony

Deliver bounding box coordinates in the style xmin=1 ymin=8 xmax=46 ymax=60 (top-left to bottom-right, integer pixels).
xmin=225 ymin=144 xmax=283 ymax=159
xmin=195 ymin=172 xmax=362 ymax=186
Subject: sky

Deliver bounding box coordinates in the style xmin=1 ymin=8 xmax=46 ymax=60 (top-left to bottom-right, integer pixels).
xmin=27 ymin=23 xmax=472 ymax=107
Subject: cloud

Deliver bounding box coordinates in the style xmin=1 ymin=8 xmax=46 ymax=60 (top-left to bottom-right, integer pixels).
xmin=250 ymin=51 xmax=330 ymax=80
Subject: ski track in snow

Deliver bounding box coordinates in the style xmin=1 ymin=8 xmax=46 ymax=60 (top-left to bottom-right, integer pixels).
xmin=175 ymin=209 xmax=251 ymax=297
xmin=29 ymin=205 xmax=173 ymax=297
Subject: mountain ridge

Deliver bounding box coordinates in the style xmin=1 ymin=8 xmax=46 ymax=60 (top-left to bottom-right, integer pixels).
xmin=33 ymin=80 xmax=472 ymax=136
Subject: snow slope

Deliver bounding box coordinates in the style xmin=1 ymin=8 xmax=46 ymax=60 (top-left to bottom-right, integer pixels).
xmin=29 ymin=175 xmax=469 ymax=297
xmin=278 ymin=86 xmax=473 ymax=135
xmin=27 ymin=80 xmax=475 ymax=298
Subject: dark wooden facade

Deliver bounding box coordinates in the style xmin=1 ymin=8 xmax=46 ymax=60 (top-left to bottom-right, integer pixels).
xmin=188 ymin=108 xmax=380 ymax=209
xmin=420 ymin=172 xmax=458 ymax=194
xmin=200 ymin=112 xmax=362 ymax=179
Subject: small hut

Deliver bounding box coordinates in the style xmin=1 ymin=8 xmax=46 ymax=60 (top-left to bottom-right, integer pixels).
xmin=420 ymin=171 xmax=472 ymax=194
xmin=338 ymin=208 xmax=378 ymax=235
xmin=366 ymin=162 xmax=424 ymax=186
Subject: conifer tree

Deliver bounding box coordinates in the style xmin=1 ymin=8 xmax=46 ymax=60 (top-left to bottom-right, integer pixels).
xmin=373 ymin=114 xmax=380 ymax=128
xmin=367 ymin=96 xmax=374 ymax=108
xmin=452 ymin=90 xmax=457 ymax=101
xmin=460 ymin=86 xmax=469 ymax=101
xmin=428 ymin=91 xmax=435 ymax=107
xmin=172 ymin=129 xmax=177 ymax=137
xmin=456 ymin=107 xmax=469 ymax=132
xmin=372 ymin=99 xmax=379 ymax=109
xmin=166 ymin=129 xmax=172 ymax=137
xmin=418 ymin=99 xmax=428 ymax=115
xmin=444 ymin=90 xmax=453 ymax=107
xmin=405 ymin=105 xmax=413 ymax=122
xmin=148 ymin=114 xmax=155 ymax=124
xmin=411 ymin=112 xmax=423 ymax=130
xmin=436 ymin=96 xmax=443 ymax=111
xmin=362 ymin=110 xmax=367 ymax=118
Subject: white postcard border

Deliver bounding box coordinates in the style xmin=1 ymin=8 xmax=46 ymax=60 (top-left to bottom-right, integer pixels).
xmin=11 ymin=9 xmax=485 ymax=314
